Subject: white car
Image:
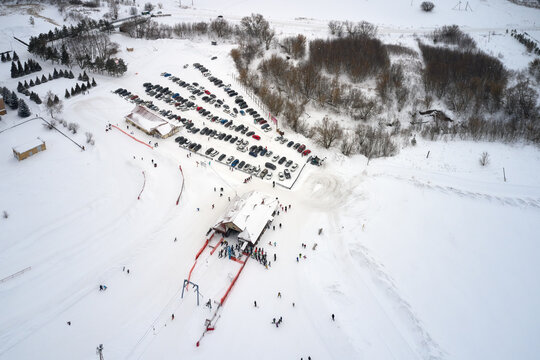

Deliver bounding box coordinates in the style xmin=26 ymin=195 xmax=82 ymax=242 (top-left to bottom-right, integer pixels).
xmin=266 ymin=171 xmax=272 ymax=180
xmin=272 ymin=155 xmax=279 ymax=162
xmin=291 ymin=163 xmax=299 ymax=172
xmin=226 ymin=156 xmax=234 ymax=164
xmin=278 ymin=172 xmax=285 ymax=181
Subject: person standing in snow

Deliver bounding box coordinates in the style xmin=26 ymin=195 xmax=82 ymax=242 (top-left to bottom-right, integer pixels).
xmin=254 ymin=301 xmax=257 ymax=307
xmin=277 ymin=292 xmax=281 ymax=298
xmin=172 ymin=314 xmax=175 ymax=320
xmin=332 ymin=314 xmax=335 ymax=321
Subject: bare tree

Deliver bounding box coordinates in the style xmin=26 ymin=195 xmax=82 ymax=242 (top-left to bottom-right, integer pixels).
xmin=240 ymin=13 xmax=274 ymax=50
xmin=479 ymin=152 xmax=490 ymax=166
xmin=45 ymin=91 xmax=63 ymax=118
xmin=328 ymin=21 xmax=343 ymax=37
xmin=314 ymin=116 xmax=343 ymax=149
xmin=210 ymin=17 xmax=232 ymax=38
xmin=340 ymin=136 xmax=356 ymax=156
xmin=283 ymin=101 xmax=306 ymax=133
xmin=144 ymin=2 xmax=154 ymax=12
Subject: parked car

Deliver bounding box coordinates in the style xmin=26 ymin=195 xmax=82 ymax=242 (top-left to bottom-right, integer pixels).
xmin=238 ymin=161 xmax=246 ymax=169
xmin=303 ymin=149 xmax=311 ymax=156
xmin=205 ymin=147 xmax=214 ymax=156
xmin=291 ymin=163 xmax=299 ymax=172
xmin=278 ymin=172 xmax=285 ymax=181
xmin=226 ymin=156 xmax=234 ymax=164
xmin=265 ymin=162 xmax=276 ymax=170
xmin=287 ymin=141 xmax=294 ymax=147
xmin=285 ymin=160 xmax=292 ymax=167
xmin=278 ymin=156 xmax=287 ymax=165
xmin=231 ymin=159 xmax=239 ymax=167
xmin=246 ymin=131 xmax=255 ymax=137
xmin=218 ymin=154 xmax=226 ymax=162
xmin=293 ymin=143 xmax=301 ymax=149
xmin=272 ymin=155 xmax=280 ymax=162
xmin=298 ymin=144 xmax=306 ymax=153
xmin=252 ymin=135 xmax=261 ymax=140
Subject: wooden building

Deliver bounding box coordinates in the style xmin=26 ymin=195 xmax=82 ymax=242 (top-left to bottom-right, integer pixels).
xmin=13 ymin=139 xmax=46 ymax=161
xmin=0 ymin=95 xmax=6 ymax=116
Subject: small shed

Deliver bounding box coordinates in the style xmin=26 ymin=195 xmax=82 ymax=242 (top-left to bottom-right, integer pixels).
xmin=0 ymin=95 xmax=6 ymax=116
xmin=13 ymin=139 xmax=46 ymax=161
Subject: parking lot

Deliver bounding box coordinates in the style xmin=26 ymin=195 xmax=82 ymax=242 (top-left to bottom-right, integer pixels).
xmin=113 ymin=63 xmax=317 ymax=186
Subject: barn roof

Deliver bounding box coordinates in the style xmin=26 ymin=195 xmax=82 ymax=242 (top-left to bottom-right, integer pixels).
xmin=213 ymin=191 xmax=278 ymax=244
xmin=125 ymin=105 xmax=168 ymax=132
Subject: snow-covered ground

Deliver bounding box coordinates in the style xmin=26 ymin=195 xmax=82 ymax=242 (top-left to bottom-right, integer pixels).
xmin=1 ymin=1 xmax=540 ymax=360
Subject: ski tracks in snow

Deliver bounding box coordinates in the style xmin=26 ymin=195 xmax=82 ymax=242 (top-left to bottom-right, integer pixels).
xmin=374 ymin=173 xmax=540 ymax=209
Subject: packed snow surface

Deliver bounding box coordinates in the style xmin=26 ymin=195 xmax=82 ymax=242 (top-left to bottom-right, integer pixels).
xmin=1 ymin=1 xmax=540 ymax=359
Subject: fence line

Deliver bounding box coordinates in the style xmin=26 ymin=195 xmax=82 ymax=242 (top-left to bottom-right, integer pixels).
xmin=0 ymin=267 xmax=32 ymax=283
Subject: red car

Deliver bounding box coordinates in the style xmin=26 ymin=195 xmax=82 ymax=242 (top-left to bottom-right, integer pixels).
xmin=196 ymin=106 xmax=202 ymax=111
xmin=302 ymin=149 xmax=311 ymax=156
xmin=252 ymin=135 xmax=261 ymax=140
xmin=297 ymin=144 xmax=306 ymax=153
xmin=205 ymin=90 xmax=211 ymax=95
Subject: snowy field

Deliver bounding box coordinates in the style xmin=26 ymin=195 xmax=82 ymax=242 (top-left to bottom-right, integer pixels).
xmin=1 ymin=1 xmax=540 ymax=360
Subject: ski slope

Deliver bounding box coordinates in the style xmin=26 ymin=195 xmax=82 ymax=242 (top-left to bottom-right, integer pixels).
xmin=1 ymin=1 xmax=540 ymax=359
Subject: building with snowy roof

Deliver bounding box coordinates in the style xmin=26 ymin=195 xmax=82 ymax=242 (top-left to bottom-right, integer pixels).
xmin=125 ymin=105 xmax=179 ymax=139
xmin=13 ymin=138 xmax=46 ymax=161
xmin=213 ymin=191 xmax=279 ymax=245
xmin=0 ymin=95 xmax=6 ymax=116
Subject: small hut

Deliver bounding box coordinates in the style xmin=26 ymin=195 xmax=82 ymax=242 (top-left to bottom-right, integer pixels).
xmin=13 ymin=138 xmax=46 ymax=161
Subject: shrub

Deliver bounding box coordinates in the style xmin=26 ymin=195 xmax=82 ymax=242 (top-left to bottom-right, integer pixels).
xmin=479 ymin=152 xmax=489 ymax=166
xmin=421 ymin=1 xmax=435 ymax=12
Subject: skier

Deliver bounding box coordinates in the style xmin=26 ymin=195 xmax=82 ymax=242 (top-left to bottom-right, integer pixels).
xmin=274 ymin=253 xmax=276 ymax=261
xmin=277 ymin=292 xmax=281 ymax=298
xmin=279 ymin=223 xmax=282 ymax=229
xmin=332 ymin=314 xmax=335 ymax=321
xmin=172 ymin=314 xmax=175 ymax=320
xmin=254 ymin=301 xmax=257 ymax=307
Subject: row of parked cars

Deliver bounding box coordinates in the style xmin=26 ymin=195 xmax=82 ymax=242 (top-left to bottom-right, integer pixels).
xmin=174 ymin=135 xmax=273 ymax=180
xmin=275 ymin=135 xmax=311 ymax=156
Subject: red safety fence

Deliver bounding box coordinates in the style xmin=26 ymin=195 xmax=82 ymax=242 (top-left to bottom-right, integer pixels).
xmin=185 ymin=260 xmax=197 ymax=291
xmin=111 ymin=125 xmax=153 ymax=149
xmin=138 ymin=171 xmax=146 ymax=200
xmin=220 ymin=256 xmax=249 ymax=305
xmin=210 ymin=237 xmax=224 ymax=256
xmin=195 ymin=239 xmax=209 ymax=260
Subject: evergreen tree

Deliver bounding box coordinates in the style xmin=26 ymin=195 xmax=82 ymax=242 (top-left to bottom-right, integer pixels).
xmin=116 ymin=58 xmax=128 ymax=76
xmin=6 ymin=52 xmax=11 ymax=61
xmin=71 ymin=87 xmax=76 ymax=96
xmin=54 ymin=95 xmax=59 ymax=104
xmin=53 ymin=68 xmax=59 ymax=79
xmin=58 ymin=69 xmax=64 ymax=78
xmin=75 ymin=83 xmax=81 ymax=93
xmin=41 ymin=74 xmax=48 ymax=83
xmin=17 ymin=60 xmax=23 ymax=74
xmin=17 ymin=82 xmax=24 ymax=93
xmin=105 ymin=58 xmax=116 ymax=75
xmin=48 ymin=73 xmax=53 ymax=81
xmin=18 ymin=99 xmax=30 ymax=118
xmin=29 ymin=79 xmax=35 ymax=87
xmin=1 ymin=53 xmax=5 ymax=62
xmin=24 ymin=80 xmax=29 ymax=88
xmin=47 ymin=96 xmax=54 ymax=108
xmin=10 ymin=92 xmax=19 ymax=110
xmin=35 ymin=62 xmax=42 ymax=71
xmin=82 ymin=71 xmax=89 ymax=81
xmin=68 ymin=70 xmax=75 ymax=79
xmin=12 ymin=51 xmax=19 ymax=61
xmin=86 ymin=80 xmax=91 ymax=88
xmin=91 ymin=77 xmax=97 ymax=87
xmin=10 ymin=62 xmax=18 ymax=78
xmin=65 ymin=89 xmax=70 ymax=98
xmin=35 ymin=76 xmax=41 ymax=85
xmin=78 ymin=73 xmax=83 ymax=81
xmin=2 ymin=88 xmax=11 ymax=104
xmin=61 ymin=44 xmax=70 ymax=66
xmin=24 ymin=62 xmax=30 ymax=75
xmin=81 ymin=83 xmax=87 ymax=92
xmin=34 ymin=94 xmax=42 ymax=105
